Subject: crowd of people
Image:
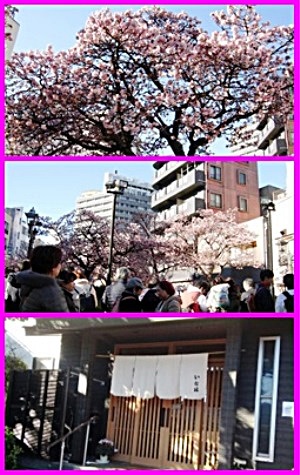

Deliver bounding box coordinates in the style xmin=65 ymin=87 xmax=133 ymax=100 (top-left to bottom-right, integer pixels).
xmin=5 ymin=245 xmax=294 ymax=314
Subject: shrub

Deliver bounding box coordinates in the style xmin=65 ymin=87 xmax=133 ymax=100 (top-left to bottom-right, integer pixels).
xmin=5 ymin=427 xmax=22 ymax=469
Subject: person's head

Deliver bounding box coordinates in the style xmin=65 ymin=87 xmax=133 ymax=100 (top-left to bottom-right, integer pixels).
xmin=156 ymin=280 xmax=175 ymax=300
xmin=126 ymin=277 xmax=144 ymax=296
xmin=30 ymin=245 xmax=62 ymax=277
xmin=147 ymin=277 xmax=159 ymax=289
xmin=260 ymin=269 xmax=274 ymax=287
xmin=21 ymin=260 xmax=31 ymax=271
xmin=59 ymin=270 xmax=77 ymax=291
xmin=199 ymin=281 xmax=210 ymax=295
xmin=283 ymin=273 xmax=294 ymax=290
xmin=116 ymin=267 xmax=130 ymax=282
xmin=224 ymin=277 xmax=237 ymax=290
xmin=243 ymin=278 xmax=255 ymax=292
xmin=192 ymin=279 xmax=202 ymax=289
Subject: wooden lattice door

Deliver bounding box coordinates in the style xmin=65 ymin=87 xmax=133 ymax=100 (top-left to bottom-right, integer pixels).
xmin=107 ymin=359 xmax=223 ymax=469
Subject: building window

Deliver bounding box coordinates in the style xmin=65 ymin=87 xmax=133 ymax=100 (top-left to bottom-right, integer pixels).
xmin=238 ymin=197 xmax=248 ymax=212
xmin=209 ymin=165 xmax=221 ymax=181
xmin=210 ymin=193 xmax=222 ymax=208
xmin=253 ymin=337 xmax=280 ymax=462
xmin=238 ymin=172 xmax=247 ymax=185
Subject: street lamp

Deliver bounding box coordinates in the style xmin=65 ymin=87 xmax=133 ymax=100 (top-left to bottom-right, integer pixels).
xmin=262 ymin=201 xmax=276 ymax=270
xmin=25 ymin=207 xmax=42 ymax=258
xmin=105 ymin=179 xmax=128 ymax=285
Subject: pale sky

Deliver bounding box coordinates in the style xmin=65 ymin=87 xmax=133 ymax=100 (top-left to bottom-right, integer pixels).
xmin=5 ymin=161 xmax=289 ymax=220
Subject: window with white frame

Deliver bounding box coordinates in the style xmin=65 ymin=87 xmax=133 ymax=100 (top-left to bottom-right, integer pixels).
xmin=253 ymin=336 xmax=280 ymax=462
xmin=239 ymin=197 xmax=248 ymax=212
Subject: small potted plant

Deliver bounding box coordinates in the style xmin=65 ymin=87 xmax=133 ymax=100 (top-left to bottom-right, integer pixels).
xmin=96 ymin=438 xmax=116 ymax=464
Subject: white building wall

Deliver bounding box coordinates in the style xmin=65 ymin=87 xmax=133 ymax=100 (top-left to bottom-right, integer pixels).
xmin=243 ymin=216 xmax=266 ymax=267
xmin=244 ymin=163 xmax=294 ymax=294
xmin=272 ymin=194 xmax=294 ymax=292
xmin=6 ymin=207 xmax=29 ymax=258
xmin=5 ymin=14 xmax=20 ymax=60
xmin=5 ymin=319 xmax=61 ymax=369
xmin=76 ymin=173 xmax=153 ymax=223
xmin=5 ymin=211 xmax=13 ymax=252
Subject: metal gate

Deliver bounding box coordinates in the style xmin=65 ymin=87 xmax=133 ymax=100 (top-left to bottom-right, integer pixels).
xmin=6 ymin=369 xmax=78 ymax=458
xmin=107 ymin=359 xmax=223 ymax=469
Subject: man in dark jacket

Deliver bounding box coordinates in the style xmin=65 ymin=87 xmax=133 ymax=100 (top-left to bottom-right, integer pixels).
xmin=118 ymin=277 xmax=143 ymax=313
xmin=16 ymin=245 xmax=69 ymax=312
xmin=254 ymin=269 xmax=275 ymax=312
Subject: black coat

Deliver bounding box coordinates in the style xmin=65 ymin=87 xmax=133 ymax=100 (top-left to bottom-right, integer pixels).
xmin=118 ymin=290 xmax=142 ymax=313
xmin=254 ymin=284 xmax=275 ymax=312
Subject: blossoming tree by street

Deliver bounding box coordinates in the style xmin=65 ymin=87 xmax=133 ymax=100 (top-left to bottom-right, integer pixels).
xmin=39 ymin=208 xmax=258 ymax=282
xmin=165 ymin=208 xmax=259 ymax=280
xmin=6 ymin=5 xmax=293 ymax=156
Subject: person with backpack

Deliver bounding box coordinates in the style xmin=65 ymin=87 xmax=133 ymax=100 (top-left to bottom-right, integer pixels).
xmin=74 ymin=269 xmax=98 ymax=312
xmin=254 ymin=269 xmax=275 ymax=312
xmin=275 ymin=273 xmax=294 ymax=313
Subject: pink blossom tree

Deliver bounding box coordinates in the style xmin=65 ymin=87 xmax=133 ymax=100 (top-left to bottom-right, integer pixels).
xmin=165 ymin=208 xmax=259 ymax=280
xmin=6 ymin=5 xmax=293 ymax=155
xmin=40 ymin=210 xmax=176 ymax=282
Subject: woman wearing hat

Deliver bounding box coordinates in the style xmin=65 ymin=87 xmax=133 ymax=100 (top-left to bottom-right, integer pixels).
xmin=155 ymin=280 xmax=181 ymax=313
xmin=118 ymin=277 xmax=144 ymax=312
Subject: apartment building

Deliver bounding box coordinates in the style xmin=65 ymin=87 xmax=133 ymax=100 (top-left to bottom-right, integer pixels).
xmin=151 ymin=161 xmax=261 ymax=223
xmin=231 ymin=115 xmax=294 ymax=156
xmin=76 ymin=172 xmax=153 ymax=223
xmin=5 ymin=6 xmax=20 ymax=61
xmin=5 ymin=207 xmax=28 ymax=258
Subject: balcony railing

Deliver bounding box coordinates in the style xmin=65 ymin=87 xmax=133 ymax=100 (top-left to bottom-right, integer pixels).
xmin=256 ymin=118 xmax=284 ymax=150
xmin=264 ymin=138 xmax=288 ymax=156
xmin=155 ymin=195 xmax=206 ymax=221
xmin=151 ymin=170 xmax=205 ymax=211
xmin=152 ymin=162 xmax=205 ymax=187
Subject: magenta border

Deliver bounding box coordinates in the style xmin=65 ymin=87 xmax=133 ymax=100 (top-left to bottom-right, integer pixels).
xmin=2 ymin=0 xmax=298 ymax=473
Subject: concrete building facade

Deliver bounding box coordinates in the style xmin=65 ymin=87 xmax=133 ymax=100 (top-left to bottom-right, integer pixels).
xmin=5 ymin=207 xmax=28 ymax=258
xmin=5 ymin=7 xmax=20 ymax=61
xmin=76 ymin=172 xmax=153 ymax=223
xmin=151 ymin=161 xmax=261 ymax=223
xmin=231 ymin=115 xmax=294 ymax=157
